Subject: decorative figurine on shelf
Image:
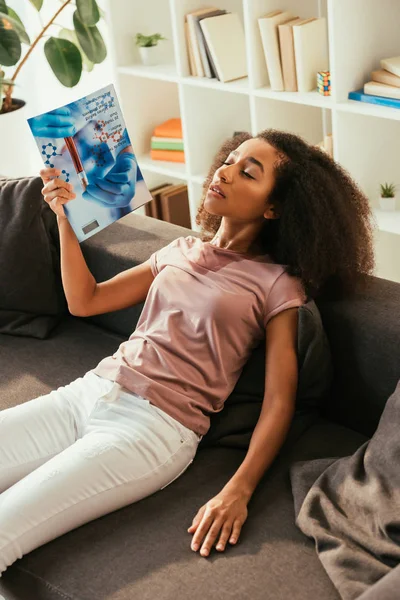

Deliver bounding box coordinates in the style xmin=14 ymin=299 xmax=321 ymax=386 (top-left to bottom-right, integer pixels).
xmin=135 ymin=33 xmax=168 ymax=67
xmin=317 ymin=70 xmax=331 ymax=96
xmin=379 ymin=182 xmax=397 ymax=211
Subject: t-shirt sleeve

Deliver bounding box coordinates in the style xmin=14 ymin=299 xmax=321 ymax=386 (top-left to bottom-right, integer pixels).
xmin=149 ymin=236 xmax=184 ymax=277
xmin=264 ymin=270 xmax=307 ymax=327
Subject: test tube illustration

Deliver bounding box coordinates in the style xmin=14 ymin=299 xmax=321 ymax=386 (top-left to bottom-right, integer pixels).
xmin=64 ymin=136 xmax=89 ymax=191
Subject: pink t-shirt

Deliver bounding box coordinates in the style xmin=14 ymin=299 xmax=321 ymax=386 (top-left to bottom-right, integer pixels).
xmin=91 ymin=235 xmax=307 ymax=436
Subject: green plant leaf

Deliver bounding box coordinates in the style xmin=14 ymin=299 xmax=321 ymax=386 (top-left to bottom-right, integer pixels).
xmin=0 ymin=10 xmax=29 ymax=45
xmin=58 ymin=27 xmax=94 ymax=72
xmin=6 ymin=8 xmax=30 ymax=44
xmin=135 ymin=32 xmax=166 ymax=47
xmin=0 ymin=23 xmax=21 ymax=66
xmin=28 ymin=0 xmax=43 ymax=10
xmin=44 ymin=37 xmax=82 ymax=87
xmin=73 ymin=10 xmax=106 ymax=63
xmin=76 ymin=0 xmax=100 ymax=26
xmin=0 ymin=0 xmax=6 ymax=13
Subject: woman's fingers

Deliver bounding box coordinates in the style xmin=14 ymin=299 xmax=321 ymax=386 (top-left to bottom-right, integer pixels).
xmin=44 ymin=188 xmax=76 ymax=203
xmin=42 ymin=177 xmax=74 ymax=196
xmin=41 ymin=179 xmax=76 ymax=217
xmin=39 ymin=167 xmax=77 ymax=217
xmin=39 ymin=167 xmax=61 ymax=184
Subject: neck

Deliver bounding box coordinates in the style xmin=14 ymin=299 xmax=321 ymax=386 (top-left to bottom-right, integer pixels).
xmin=209 ymin=223 xmax=265 ymax=256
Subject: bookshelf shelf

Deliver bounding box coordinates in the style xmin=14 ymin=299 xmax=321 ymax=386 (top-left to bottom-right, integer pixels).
xmin=336 ymin=100 xmax=400 ymax=122
xmin=253 ymin=87 xmax=334 ymax=109
xmin=182 ymin=75 xmax=250 ymax=94
xmin=137 ymin=153 xmax=188 ymax=180
xmin=107 ymin=0 xmax=400 ymax=282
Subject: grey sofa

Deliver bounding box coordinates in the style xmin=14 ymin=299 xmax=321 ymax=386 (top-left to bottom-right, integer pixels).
xmin=1 ymin=190 xmax=400 ymax=600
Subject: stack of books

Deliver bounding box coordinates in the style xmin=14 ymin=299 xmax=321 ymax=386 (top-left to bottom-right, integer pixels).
xmin=257 ymin=10 xmax=329 ymax=93
xmin=348 ymin=56 xmax=400 ymax=109
xmin=150 ymin=118 xmax=185 ymax=163
xmin=145 ymin=182 xmax=191 ymax=229
xmin=184 ymin=7 xmax=247 ymax=83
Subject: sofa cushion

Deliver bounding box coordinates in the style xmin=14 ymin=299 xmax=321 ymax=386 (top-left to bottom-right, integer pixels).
xmin=0 ymin=176 xmax=68 ymax=339
xmin=0 ymin=316 xmax=124 ymax=410
xmin=201 ymin=298 xmax=333 ymax=450
xmin=0 ymin=417 xmax=367 ymax=600
xmin=315 ymin=275 xmax=400 ymax=438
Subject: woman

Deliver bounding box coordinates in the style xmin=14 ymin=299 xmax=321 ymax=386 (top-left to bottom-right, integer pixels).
xmin=0 ymin=129 xmax=375 ymax=572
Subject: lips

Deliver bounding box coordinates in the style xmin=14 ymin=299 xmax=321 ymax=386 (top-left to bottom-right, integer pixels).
xmin=209 ymin=184 xmax=225 ymax=198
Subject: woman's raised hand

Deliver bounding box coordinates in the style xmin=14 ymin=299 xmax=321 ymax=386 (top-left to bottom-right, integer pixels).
xmin=40 ymin=168 xmax=76 ymax=219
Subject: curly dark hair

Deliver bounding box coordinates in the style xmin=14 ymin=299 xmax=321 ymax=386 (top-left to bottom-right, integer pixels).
xmin=195 ymin=129 xmax=376 ymax=301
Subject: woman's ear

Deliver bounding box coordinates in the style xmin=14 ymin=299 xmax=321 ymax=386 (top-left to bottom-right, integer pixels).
xmin=264 ymin=206 xmax=279 ymax=220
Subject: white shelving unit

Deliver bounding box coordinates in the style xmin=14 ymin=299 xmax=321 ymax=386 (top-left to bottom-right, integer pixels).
xmin=106 ymin=0 xmax=400 ymax=282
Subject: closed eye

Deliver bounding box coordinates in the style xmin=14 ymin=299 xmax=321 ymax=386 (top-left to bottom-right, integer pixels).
xmin=221 ymin=162 xmax=255 ymax=179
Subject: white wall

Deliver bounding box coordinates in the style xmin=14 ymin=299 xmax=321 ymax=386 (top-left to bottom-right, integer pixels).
xmin=1 ymin=0 xmax=116 ymax=176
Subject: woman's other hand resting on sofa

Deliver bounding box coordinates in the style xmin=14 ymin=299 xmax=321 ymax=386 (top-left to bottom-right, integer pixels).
xmin=40 ymin=167 xmax=76 ymax=219
xmin=188 ymin=488 xmax=249 ymax=557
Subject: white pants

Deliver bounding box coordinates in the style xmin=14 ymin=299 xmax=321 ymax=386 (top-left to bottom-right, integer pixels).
xmin=0 ymin=371 xmax=202 ymax=576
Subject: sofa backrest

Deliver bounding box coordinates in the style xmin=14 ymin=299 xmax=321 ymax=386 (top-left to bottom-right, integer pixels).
xmin=315 ymin=277 xmax=400 ymax=438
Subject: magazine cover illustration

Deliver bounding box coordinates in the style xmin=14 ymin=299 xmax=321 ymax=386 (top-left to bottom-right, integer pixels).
xmin=28 ymin=83 xmax=152 ymax=242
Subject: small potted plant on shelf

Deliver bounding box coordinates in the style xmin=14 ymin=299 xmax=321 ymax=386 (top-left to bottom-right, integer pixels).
xmin=135 ymin=33 xmax=167 ymax=67
xmin=379 ymin=182 xmax=397 ymax=211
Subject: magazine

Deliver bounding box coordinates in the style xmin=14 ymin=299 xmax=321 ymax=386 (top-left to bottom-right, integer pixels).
xmin=27 ymin=83 xmax=152 ymax=242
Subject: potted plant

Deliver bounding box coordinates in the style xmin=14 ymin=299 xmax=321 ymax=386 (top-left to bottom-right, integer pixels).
xmin=135 ymin=33 xmax=167 ymax=67
xmin=379 ymin=182 xmax=397 ymax=211
xmin=0 ymin=0 xmax=108 ymax=175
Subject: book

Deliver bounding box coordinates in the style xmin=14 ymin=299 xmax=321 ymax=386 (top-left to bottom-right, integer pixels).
xmin=150 ymin=149 xmax=185 ymax=163
xmin=371 ymin=69 xmax=400 ymax=88
xmin=147 ymin=183 xmax=173 ymax=219
xmin=348 ymin=88 xmax=400 ymax=109
xmin=153 ymin=118 xmax=183 ymax=138
xmin=195 ymin=9 xmax=228 ymax=78
xmin=380 ymin=56 xmax=400 ymax=78
xmin=199 ymin=13 xmax=247 ymax=83
xmin=278 ymin=17 xmax=304 ymax=91
xmin=184 ymin=21 xmax=196 ymax=75
xmin=293 ymin=17 xmax=328 ymax=93
xmin=145 ymin=183 xmax=191 ymax=227
xmin=159 ymin=184 xmax=191 ymax=228
xmin=151 ymin=136 xmax=184 ymax=151
xmin=364 ymin=81 xmax=400 ymax=100
xmin=27 ymin=83 xmax=152 ymax=243
xmin=186 ymin=7 xmax=219 ymax=77
xmin=258 ymin=10 xmax=296 ymax=91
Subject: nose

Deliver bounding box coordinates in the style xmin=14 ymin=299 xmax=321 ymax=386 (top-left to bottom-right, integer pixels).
xmin=218 ymin=166 xmax=229 ymax=183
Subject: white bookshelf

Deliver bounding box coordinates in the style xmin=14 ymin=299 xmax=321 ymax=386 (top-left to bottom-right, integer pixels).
xmin=106 ymin=0 xmax=400 ymax=282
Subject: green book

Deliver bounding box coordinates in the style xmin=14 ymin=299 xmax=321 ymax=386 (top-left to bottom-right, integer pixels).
xmin=151 ymin=135 xmax=184 ymax=151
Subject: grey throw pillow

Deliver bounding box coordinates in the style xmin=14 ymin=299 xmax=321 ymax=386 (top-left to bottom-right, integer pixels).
xmin=0 ymin=176 xmax=68 ymax=338
xmin=200 ymin=300 xmax=333 ymax=450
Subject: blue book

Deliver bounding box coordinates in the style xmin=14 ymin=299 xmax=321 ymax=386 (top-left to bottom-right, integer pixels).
xmin=28 ymin=83 xmax=152 ymax=242
xmin=348 ymin=88 xmax=400 ymax=110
